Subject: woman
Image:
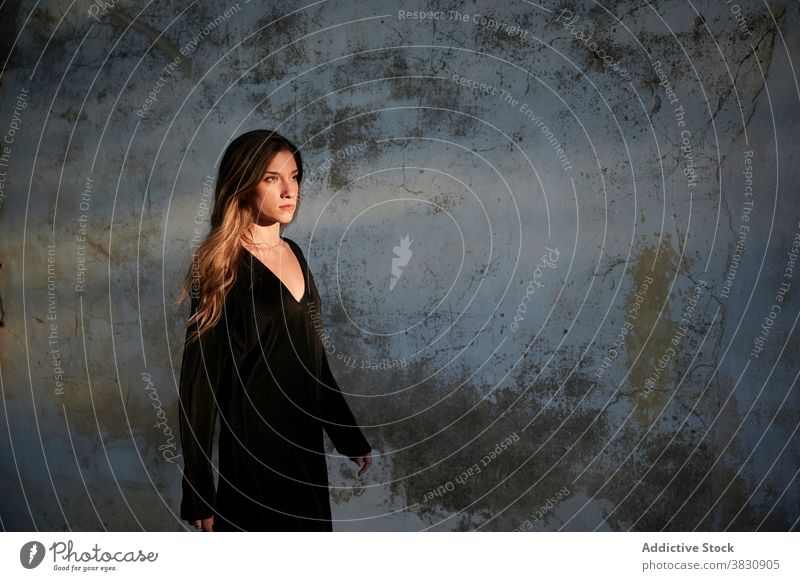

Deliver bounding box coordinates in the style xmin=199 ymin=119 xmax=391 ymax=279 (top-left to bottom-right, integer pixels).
xmin=175 ymin=129 xmax=372 ymax=531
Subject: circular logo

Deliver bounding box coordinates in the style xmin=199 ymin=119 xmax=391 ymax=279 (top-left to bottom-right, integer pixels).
xmin=20 ymin=541 xmax=46 ymax=569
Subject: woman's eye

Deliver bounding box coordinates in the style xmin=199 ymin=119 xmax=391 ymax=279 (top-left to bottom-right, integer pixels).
xmin=262 ymin=175 xmax=298 ymax=182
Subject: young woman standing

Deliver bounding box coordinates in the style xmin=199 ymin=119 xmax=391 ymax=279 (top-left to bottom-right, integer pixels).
xmin=176 ymin=129 xmax=372 ymax=532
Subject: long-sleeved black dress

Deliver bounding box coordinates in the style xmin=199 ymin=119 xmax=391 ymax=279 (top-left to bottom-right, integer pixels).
xmin=178 ymin=237 xmax=371 ymax=531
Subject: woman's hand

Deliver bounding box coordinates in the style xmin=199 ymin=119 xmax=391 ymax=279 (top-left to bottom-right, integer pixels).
xmin=354 ymin=452 xmax=372 ymax=477
xmin=192 ymin=515 xmax=214 ymax=532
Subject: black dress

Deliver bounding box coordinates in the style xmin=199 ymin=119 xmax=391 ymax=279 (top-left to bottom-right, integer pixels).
xmin=178 ymin=237 xmax=371 ymax=531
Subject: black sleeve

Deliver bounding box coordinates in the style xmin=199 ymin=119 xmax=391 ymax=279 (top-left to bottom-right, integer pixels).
xmin=177 ymin=294 xmax=236 ymax=521
xmin=291 ymin=237 xmax=371 ymax=460
xmin=318 ymin=332 xmax=372 ymax=460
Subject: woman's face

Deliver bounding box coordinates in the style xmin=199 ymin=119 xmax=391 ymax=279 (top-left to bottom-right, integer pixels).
xmin=249 ymin=149 xmax=299 ymax=226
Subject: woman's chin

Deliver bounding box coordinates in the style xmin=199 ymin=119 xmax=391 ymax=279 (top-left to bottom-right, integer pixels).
xmin=253 ymin=214 xmax=294 ymax=226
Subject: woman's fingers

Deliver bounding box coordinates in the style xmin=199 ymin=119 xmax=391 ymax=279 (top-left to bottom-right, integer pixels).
xmin=357 ymin=454 xmax=372 ymax=476
xmin=190 ymin=517 xmax=213 ymax=531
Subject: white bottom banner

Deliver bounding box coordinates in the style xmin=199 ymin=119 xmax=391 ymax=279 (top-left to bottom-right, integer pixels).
xmin=1 ymin=532 xmax=796 ymax=580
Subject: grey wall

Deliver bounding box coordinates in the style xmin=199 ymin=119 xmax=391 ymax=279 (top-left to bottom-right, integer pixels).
xmin=0 ymin=0 xmax=798 ymax=531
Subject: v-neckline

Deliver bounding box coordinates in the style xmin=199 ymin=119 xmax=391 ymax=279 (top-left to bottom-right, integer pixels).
xmin=241 ymin=239 xmax=307 ymax=304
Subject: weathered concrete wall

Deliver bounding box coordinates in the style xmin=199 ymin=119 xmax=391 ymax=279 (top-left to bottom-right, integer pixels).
xmin=0 ymin=0 xmax=798 ymax=531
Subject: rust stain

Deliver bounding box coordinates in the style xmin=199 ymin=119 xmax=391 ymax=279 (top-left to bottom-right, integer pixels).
xmin=88 ymin=240 xmax=109 ymax=258
xmin=625 ymin=233 xmax=681 ymax=426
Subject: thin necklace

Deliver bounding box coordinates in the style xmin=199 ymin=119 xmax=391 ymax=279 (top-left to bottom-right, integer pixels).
xmin=247 ymin=236 xmax=283 ymax=249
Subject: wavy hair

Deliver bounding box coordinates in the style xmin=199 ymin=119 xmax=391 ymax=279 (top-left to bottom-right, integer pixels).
xmin=175 ymin=129 xmax=303 ymax=344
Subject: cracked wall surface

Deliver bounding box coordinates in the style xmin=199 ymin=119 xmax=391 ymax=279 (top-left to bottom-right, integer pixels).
xmin=0 ymin=0 xmax=798 ymax=531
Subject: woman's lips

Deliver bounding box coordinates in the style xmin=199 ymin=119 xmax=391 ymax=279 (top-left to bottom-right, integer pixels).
xmin=279 ymin=204 xmax=295 ymax=211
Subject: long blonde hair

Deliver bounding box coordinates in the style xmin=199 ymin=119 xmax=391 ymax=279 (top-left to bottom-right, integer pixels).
xmin=175 ymin=129 xmax=304 ymax=344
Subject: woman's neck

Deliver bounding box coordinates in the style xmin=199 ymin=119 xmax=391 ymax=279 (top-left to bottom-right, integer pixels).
xmin=245 ymin=223 xmax=283 ymax=247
